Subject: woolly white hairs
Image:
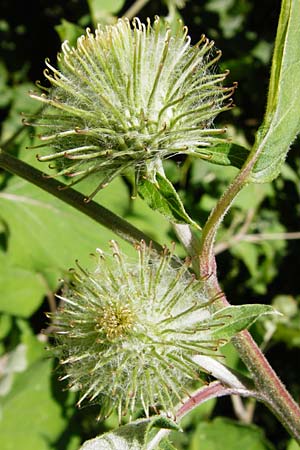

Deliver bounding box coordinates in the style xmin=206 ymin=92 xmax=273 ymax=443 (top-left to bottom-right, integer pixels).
xmin=50 ymin=241 xmax=225 ymax=421
xmin=26 ymin=17 xmax=234 ymax=200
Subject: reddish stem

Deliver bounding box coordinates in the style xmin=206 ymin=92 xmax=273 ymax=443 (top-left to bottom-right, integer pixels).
xmin=177 ymin=381 xmax=259 ymax=421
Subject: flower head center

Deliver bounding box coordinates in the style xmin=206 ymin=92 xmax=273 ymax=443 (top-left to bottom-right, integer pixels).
xmin=98 ymin=302 xmax=135 ymax=341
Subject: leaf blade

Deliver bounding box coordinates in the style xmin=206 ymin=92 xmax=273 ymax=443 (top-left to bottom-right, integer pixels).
xmin=249 ymin=0 xmax=300 ymax=182
xmin=209 ymin=304 xmax=277 ymax=341
xmin=79 ymin=416 xmax=179 ymax=450
xmin=138 ymin=173 xmax=201 ymax=229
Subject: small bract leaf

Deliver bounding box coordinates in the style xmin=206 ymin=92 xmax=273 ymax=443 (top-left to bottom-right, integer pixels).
xmin=200 ymin=142 xmax=249 ymax=169
xmin=138 ymin=173 xmax=201 ymax=229
xmin=193 ymin=355 xmax=247 ymax=389
xmin=208 ymin=304 xmax=277 ymax=340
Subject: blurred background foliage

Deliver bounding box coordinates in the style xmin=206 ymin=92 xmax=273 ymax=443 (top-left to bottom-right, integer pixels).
xmin=0 ymin=0 xmax=299 ymax=449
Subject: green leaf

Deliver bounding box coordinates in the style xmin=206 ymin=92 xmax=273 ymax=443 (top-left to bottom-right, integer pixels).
xmin=55 ymin=19 xmax=85 ymax=45
xmin=191 ymin=417 xmax=275 ymax=450
xmin=249 ymin=0 xmax=300 ymax=182
xmin=79 ymin=416 xmax=179 ymax=450
xmin=158 ymin=438 xmax=178 ymax=450
xmin=0 ymin=61 xmax=12 ymax=109
xmin=201 ymin=143 xmax=250 ymax=169
xmin=287 ymin=439 xmax=300 ymax=450
xmin=230 ymin=242 xmax=259 ymax=278
xmin=0 ymin=359 xmax=70 ymax=450
xmin=0 ymin=313 xmax=12 ymax=339
xmin=87 ymin=0 xmax=126 ymax=24
xmin=0 ymin=82 xmax=37 ymax=145
xmin=209 ymin=304 xmax=276 ymax=341
xmin=0 ymin=176 xmax=127 ymax=290
xmin=0 ymin=327 xmax=45 ymax=397
xmin=0 ymin=260 xmax=46 ymax=317
xmin=138 ymin=173 xmax=200 ymax=229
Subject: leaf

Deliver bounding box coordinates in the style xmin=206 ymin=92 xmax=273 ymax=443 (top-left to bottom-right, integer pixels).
xmin=209 ymin=304 xmax=277 ymax=341
xmin=0 ymin=176 xmax=130 ymax=290
xmin=158 ymin=439 xmax=178 ymax=450
xmin=79 ymin=416 xmax=179 ymax=450
xmin=200 ymin=142 xmax=250 ymax=169
xmin=287 ymin=439 xmax=300 ymax=450
xmin=87 ymin=0 xmax=126 ymax=24
xmin=230 ymin=242 xmax=259 ymax=278
xmin=138 ymin=173 xmax=200 ymax=229
xmin=55 ymin=19 xmax=85 ymax=45
xmin=249 ymin=0 xmax=300 ymax=182
xmin=191 ymin=417 xmax=275 ymax=450
xmin=0 ymin=313 xmax=12 ymax=340
xmin=0 ymin=324 xmax=45 ymax=397
xmin=0 ymin=82 xmax=37 ymax=145
xmin=0 ymin=258 xmax=46 ymax=317
xmin=0 ymin=359 xmax=70 ymax=450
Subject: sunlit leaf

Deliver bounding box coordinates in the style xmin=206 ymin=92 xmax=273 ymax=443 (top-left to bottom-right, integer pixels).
xmin=80 ymin=416 xmax=179 ymax=450
xmin=249 ymin=0 xmax=300 ymax=182
xmin=191 ymin=417 xmax=275 ymax=449
xmin=138 ymin=173 xmax=201 ymax=229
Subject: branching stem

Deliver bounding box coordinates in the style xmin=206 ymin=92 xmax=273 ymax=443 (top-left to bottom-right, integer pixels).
xmin=147 ymin=381 xmax=264 ymax=450
xmin=171 ymin=135 xmax=300 ymax=441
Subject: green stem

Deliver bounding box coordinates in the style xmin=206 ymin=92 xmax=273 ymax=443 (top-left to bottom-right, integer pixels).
xmin=173 ymin=140 xmax=300 ymax=441
xmin=0 ymin=148 xmax=163 ymax=253
xmin=196 ymin=177 xmax=300 ymax=440
xmin=122 ymin=0 xmax=150 ymax=20
xmin=199 ymin=167 xmax=249 ymax=276
xmin=234 ymin=329 xmax=300 ymax=441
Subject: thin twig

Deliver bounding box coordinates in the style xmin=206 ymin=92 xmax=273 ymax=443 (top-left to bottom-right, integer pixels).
xmin=122 ymin=0 xmax=150 ymax=20
xmin=215 ymin=231 xmax=300 ymax=254
xmin=231 ymin=395 xmax=256 ymax=424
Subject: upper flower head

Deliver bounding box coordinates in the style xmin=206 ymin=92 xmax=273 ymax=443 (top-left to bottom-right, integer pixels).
xmin=27 ymin=17 xmax=234 ymax=200
xmin=50 ymin=241 xmax=223 ymax=421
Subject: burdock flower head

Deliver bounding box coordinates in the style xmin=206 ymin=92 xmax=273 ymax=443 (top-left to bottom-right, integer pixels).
xmin=50 ymin=241 xmax=224 ymax=420
xmin=28 ymin=17 xmax=234 ymax=200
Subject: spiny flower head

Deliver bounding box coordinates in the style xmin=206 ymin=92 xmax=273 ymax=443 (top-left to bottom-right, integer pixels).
xmin=50 ymin=241 xmax=223 ymax=421
xmin=27 ymin=17 xmax=234 ymax=200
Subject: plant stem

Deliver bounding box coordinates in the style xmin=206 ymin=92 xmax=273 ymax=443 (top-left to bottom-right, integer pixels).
xmin=122 ymin=0 xmax=150 ymax=20
xmin=199 ymin=168 xmax=248 ymax=276
xmin=147 ymin=382 xmax=262 ymax=450
xmin=233 ymin=329 xmax=300 ymax=441
xmin=190 ymin=135 xmax=300 ymax=441
xmin=0 ymin=148 xmax=163 ymax=253
xmin=204 ymin=271 xmax=300 ymax=442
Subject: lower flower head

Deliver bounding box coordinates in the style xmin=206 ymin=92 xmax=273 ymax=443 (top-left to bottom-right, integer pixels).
xmin=27 ymin=17 xmax=234 ymax=200
xmin=50 ymin=241 xmax=222 ymax=421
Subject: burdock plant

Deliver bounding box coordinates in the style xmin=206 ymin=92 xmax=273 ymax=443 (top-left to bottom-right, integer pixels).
xmin=27 ymin=17 xmax=234 ymax=200
xmin=1 ymin=1 xmax=300 ymax=449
